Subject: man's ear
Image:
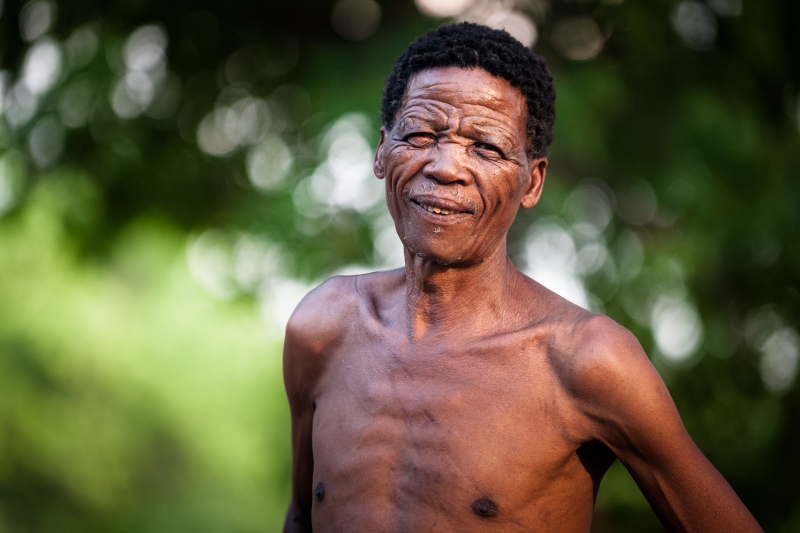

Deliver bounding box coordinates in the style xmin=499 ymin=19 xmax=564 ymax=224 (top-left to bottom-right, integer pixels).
xmin=520 ymin=157 xmax=547 ymax=209
xmin=373 ymin=127 xmax=387 ymax=179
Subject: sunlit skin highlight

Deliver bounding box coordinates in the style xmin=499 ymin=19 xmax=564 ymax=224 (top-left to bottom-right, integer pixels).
xmin=282 ymin=67 xmax=763 ymax=532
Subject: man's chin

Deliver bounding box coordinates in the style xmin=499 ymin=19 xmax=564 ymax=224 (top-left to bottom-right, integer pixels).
xmin=403 ymin=245 xmax=473 ymax=267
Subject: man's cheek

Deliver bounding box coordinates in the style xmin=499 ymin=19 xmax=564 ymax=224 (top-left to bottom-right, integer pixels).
xmin=391 ymin=150 xmax=424 ymax=179
xmin=386 ymin=159 xmax=422 ymax=193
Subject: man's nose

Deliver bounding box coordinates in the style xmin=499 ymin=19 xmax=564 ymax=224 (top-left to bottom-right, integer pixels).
xmin=423 ymin=142 xmax=473 ymax=186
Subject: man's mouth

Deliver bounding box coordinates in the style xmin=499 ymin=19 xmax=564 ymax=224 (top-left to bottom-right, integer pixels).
xmin=410 ymin=198 xmax=474 ymax=217
xmin=417 ymin=202 xmax=459 ymax=215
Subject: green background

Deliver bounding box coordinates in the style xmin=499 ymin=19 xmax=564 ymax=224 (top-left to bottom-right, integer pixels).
xmin=0 ymin=0 xmax=798 ymax=530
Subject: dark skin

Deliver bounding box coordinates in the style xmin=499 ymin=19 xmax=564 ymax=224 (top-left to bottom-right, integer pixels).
xmin=283 ymin=67 xmax=763 ymax=532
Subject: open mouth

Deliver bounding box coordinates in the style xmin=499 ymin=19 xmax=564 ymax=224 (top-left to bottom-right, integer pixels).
xmin=411 ymin=199 xmax=473 ymax=217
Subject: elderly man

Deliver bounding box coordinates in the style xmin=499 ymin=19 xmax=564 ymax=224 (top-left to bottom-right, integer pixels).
xmin=283 ymin=23 xmax=761 ymax=532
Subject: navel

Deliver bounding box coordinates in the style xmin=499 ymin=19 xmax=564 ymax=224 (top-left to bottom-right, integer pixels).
xmin=471 ymin=497 xmax=499 ymax=518
xmin=315 ymin=481 xmax=326 ymax=502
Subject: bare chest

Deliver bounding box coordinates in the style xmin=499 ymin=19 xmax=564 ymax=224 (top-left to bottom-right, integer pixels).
xmin=310 ymin=335 xmax=598 ymax=530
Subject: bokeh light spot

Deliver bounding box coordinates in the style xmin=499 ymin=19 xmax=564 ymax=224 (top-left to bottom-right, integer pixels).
xmin=125 ymin=25 xmax=168 ymax=73
xmin=247 ymin=135 xmax=293 ymax=191
xmin=110 ymin=25 xmax=170 ymax=120
xmin=111 ymin=76 xmax=147 ymax=119
xmin=551 ymin=17 xmax=604 ymax=61
xmin=570 ymin=222 xmax=609 ymax=277
xmin=65 ymin=25 xmax=99 ymax=68
xmin=331 ymin=0 xmax=382 ymax=42
xmin=524 ymin=218 xmax=590 ymax=310
xmin=28 ymin=115 xmax=65 ymax=169
xmin=670 ymin=1 xmax=717 ymax=51
xmin=614 ymin=231 xmax=644 ymax=281
xmin=20 ymin=1 xmax=55 ymax=42
xmin=485 ymin=10 xmax=537 ymax=47
xmin=759 ymin=328 xmax=799 ymax=393
xmin=564 ymin=181 xmax=614 ymax=230
xmin=5 ymin=82 xmax=39 ymax=127
xmin=21 ymin=38 xmax=62 ymax=96
xmin=307 ymin=113 xmax=382 ymax=212
xmin=650 ymin=295 xmax=703 ymax=362
xmin=197 ymin=96 xmax=272 ymax=157
xmin=187 ymin=230 xmax=238 ymax=299
xmin=616 ymin=181 xmax=658 ymax=226
xmin=234 ymin=234 xmax=287 ymax=294
xmin=415 ymin=0 xmax=474 ymax=18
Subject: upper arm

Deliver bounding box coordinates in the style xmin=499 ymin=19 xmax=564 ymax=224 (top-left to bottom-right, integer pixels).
xmin=567 ymin=317 xmax=684 ymax=466
xmin=282 ymin=276 xmax=354 ymax=526
xmin=282 ymin=297 xmax=318 ymax=526
xmin=566 ymin=315 xmax=762 ymax=533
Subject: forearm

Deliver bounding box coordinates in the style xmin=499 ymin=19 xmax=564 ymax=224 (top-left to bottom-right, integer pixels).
xmin=627 ymin=454 xmax=763 ymax=533
xmin=283 ymin=500 xmax=313 ymax=533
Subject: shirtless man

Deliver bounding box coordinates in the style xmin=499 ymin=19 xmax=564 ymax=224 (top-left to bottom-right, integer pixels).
xmin=283 ymin=23 xmax=762 ymax=532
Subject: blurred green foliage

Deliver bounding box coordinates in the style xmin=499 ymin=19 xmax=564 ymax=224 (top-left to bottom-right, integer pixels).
xmin=0 ymin=184 xmax=290 ymax=531
xmin=0 ymin=0 xmax=798 ymax=531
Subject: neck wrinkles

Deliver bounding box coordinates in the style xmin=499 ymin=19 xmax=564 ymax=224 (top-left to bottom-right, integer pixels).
xmin=403 ymin=240 xmax=514 ymax=343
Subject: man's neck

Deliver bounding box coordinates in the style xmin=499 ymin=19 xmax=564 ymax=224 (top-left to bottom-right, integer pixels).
xmin=402 ymin=243 xmax=519 ymax=343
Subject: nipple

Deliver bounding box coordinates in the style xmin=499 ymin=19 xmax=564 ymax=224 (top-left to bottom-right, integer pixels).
xmin=315 ymin=481 xmax=326 ymax=502
xmin=471 ymin=497 xmax=499 ymax=518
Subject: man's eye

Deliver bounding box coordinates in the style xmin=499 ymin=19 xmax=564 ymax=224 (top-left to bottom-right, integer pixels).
xmin=404 ymin=133 xmax=435 ymax=147
xmin=474 ymin=142 xmax=504 ymax=158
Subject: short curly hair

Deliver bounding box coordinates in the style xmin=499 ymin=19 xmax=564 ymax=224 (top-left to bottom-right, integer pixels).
xmin=381 ymin=22 xmax=556 ymax=159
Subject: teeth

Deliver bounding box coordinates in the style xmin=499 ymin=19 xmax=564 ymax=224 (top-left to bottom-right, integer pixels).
xmin=421 ymin=203 xmax=456 ymax=215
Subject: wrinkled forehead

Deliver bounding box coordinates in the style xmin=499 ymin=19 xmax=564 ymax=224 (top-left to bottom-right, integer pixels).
xmin=398 ymin=67 xmax=528 ymax=134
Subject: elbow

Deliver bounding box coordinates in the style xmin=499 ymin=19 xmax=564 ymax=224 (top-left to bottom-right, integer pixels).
xmin=283 ymin=499 xmax=313 ymax=533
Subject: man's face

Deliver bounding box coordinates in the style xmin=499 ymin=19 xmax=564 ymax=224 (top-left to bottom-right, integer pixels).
xmin=374 ymin=67 xmax=547 ymax=266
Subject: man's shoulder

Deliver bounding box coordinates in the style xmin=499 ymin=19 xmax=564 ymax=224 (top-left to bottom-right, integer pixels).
xmin=285 ymin=268 xmax=404 ymax=355
xmin=556 ymin=312 xmax=647 ymax=378
xmin=545 ymin=309 xmax=664 ymax=426
xmin=283 ymin=269 xmax=404 ymax=400
xmin=286 ymin=274 xmax=356 ymax=337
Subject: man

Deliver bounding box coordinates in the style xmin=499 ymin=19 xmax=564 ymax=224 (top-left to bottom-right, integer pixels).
xmin=283 ymin=23 xmax=762 ymax=532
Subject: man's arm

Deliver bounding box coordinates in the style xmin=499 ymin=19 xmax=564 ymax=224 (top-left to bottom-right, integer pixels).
xmin=282 ymin=277 xmax=352 ymax=533
xmin=568 ymin=315 xmax=762 ymax=533
xmin=282 ymin=308 xmax=315 ymax=533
